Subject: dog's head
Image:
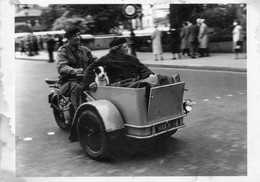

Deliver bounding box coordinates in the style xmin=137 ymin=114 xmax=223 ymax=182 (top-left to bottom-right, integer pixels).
xmin=93 ymin=66 xmax=108 ymax=81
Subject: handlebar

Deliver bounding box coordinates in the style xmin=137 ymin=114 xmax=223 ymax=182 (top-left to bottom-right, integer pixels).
xmin=45 ymin=74 xmax=84 ymax=85
xmin=45 ymin=78 xmax=59 ymax=85
xmin=75 ymin=74 xmax=84 ymax=78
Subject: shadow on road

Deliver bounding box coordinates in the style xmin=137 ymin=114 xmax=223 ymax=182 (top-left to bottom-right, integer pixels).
xmin=94 ymin=135 xmax=186 ymax=163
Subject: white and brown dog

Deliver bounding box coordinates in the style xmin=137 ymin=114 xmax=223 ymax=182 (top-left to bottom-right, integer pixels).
xmin=94 ymin=66 xmax=110 ymax=86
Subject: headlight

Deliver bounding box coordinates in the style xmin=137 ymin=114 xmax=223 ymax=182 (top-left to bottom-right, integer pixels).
xmin=183 ymin=99 xmax=193 ymax=113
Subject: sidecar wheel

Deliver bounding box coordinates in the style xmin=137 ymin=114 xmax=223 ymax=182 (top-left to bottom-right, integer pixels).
xmin=53 ymin=108 xmax=71 ymax=131
xmin=77 ymin=110 xmax=109 ymax=160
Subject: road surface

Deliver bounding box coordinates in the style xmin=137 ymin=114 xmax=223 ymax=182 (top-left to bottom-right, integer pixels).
xmin=15 ymin=59 xmax=247 ymax=177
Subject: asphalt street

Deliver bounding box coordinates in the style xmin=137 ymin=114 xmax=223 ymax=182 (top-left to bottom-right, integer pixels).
xmin=15 ymin=58 xmax=247 ymax=177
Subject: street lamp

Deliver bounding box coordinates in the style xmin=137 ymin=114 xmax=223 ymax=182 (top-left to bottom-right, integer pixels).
xmin=122 ymin=4 xmax=139 ymax=57
xmin=23 ymin=4 xmax=29 ymax=16
xmin=23 ymin=4 xmax=33 ymax=56
xmin=23 ymin=4 xmax=32 ymax=32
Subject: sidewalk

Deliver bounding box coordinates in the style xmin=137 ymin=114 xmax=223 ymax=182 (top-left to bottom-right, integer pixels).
xmin=15 ymin=50 xmax=247 ymax=72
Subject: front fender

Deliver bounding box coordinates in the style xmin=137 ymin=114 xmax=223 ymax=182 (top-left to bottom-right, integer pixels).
xmin=48 ymin=93 xmax=60 ymax=110
xmin=69 ymin=100 xmax=124 ymax=142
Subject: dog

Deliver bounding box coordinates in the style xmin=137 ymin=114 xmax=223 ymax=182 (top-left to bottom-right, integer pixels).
xmin=94 ymin=66 xmax=110 ymax=86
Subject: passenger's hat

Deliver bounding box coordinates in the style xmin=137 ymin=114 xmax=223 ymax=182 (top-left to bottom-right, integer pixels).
xmin=109 ymin=37 xmax=127 ymax=48
xmin=65 ymin=26 xmax=80 ymax=39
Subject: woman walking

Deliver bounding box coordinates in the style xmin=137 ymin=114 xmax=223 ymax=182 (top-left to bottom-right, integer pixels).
xmin=151 ymin=25 xmax=164 ymax=61
xmin=232 ymin=20 xmax=244 ymax=59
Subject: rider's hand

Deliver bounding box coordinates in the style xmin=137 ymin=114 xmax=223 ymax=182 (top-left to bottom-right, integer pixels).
xmin=75 ymin=68 xmax=84 ymax=74
xmin=89 ymin=82 xmax=97 ymax=92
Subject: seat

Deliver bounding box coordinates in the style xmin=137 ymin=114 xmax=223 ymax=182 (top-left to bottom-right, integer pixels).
xmin=45 ymin=78 xmax=59 ymax=85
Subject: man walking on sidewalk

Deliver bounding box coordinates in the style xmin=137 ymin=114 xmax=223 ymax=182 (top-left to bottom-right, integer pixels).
xmin=46 ymin=34 xmax=56 ymax=63
xmin=187 ymin=19 xmax=200 ymax=58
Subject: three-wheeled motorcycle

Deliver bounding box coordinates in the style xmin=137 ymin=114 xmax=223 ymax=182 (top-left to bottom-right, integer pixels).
xmin=45 ymin=76 xmax=193 ymax=160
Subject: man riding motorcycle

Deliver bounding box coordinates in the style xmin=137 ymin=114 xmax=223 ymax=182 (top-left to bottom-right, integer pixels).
xmin=57 ymin=26 xmax=97 ymax=111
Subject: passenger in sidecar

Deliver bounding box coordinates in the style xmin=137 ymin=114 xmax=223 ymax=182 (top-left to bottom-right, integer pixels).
xmin=82 ymin=37 xmax=180 ymax=91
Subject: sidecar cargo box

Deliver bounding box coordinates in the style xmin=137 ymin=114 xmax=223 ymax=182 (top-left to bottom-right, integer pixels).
xmin=88 ymin=82 xmax=185 ymax=126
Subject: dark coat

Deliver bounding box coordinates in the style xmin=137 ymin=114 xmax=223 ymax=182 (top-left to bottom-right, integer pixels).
xmin=83 ymin=51 xmax=154 ymax=90
xmin=170 ymin=29 xmax=181 ymax=53
xmin=187 ymin=24 xmax=200 ymax=42
xmin=46 ymin=38 xmax=56 ymax=50
xmin=180 ymin=26 xmax=190 ymax=49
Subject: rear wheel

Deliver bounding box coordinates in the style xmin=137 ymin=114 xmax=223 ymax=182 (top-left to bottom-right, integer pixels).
xmin=52 ymin=95 xmax=73 ymax=131
xmin=77 ymin=110 xmax=109 ymax=160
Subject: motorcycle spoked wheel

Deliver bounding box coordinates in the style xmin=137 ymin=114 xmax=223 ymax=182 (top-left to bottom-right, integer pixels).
xmin=77 ymin=110 xmax=109 ymax=160
xmin=52 ymin=95 xmax=72 ymax=131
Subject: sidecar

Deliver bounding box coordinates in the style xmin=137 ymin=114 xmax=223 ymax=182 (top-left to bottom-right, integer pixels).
xmin=68 ymin=81 xmax=193 ymax=160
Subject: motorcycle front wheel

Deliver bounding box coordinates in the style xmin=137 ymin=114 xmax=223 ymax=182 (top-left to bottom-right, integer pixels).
xmin=53 ymin=108 xmax=71 ymax=131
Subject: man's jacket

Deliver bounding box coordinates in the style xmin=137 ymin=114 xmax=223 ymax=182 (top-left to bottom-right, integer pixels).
xmin=57 ymin=43 xmax=97 ymax=82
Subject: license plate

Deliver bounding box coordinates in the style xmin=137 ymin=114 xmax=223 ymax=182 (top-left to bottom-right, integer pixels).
xmin=155 ymin=119 xmax=179 ymax=133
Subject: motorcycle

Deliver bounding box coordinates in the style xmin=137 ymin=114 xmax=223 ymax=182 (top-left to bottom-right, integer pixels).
xmin=45 ymin=74 xmax=83 ymax=131
xmin=46 ymin=73 xmax=193 ymax=160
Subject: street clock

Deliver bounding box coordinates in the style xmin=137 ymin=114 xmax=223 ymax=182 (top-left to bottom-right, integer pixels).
xmin=122 ymin=4 xmax=138 ymax=19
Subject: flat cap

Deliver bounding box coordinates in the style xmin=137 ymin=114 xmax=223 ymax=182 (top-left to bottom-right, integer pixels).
xmin=65 ymin=26 xmax=80 ymax=39
xmin=109 ymin=37 xmax=127 ymax=48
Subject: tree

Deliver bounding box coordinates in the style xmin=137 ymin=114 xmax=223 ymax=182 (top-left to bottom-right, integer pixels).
xmin=62 ymin=4 xmax=129 ymax=34
xmin=170 ymin=4 xmax=203 ymax=28
xmin=40 ymin=4 xmax=66 ymax=31
xmin=39 ymin=4 xmax=136 ymax=34
xmin=169 ymin=4 xmax=243 ymax=33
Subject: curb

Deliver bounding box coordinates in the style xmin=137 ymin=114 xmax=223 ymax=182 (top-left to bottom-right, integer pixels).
xmin=15 ymin=57 xmax=247 ymax=73
xmin=144 ymin=63 xmax=247 ymax=73
xmin=15 ymin=57 xmax=51 ymax=62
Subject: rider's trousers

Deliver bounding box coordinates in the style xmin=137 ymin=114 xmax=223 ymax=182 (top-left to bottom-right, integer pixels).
xmin=60 ymin=81 xmax=84 ymax=111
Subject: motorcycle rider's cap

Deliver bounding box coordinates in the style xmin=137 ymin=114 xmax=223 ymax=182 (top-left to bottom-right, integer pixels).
xmin=109 ymin=37 xmax=127 ymax=48
xmin=65 ymin=26 xmax=80 ymax=39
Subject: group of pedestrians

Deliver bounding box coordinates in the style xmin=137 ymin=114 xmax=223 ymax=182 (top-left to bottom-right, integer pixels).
xmin=19 ymin=33 xmax=42 ymax=56
xmin=151 ymin=18 xmax=210 ymax=61
xmin=152 ymin=18 xmax=246 ymax=60
xmin=19 ymin=33 xmax=63 ymax=62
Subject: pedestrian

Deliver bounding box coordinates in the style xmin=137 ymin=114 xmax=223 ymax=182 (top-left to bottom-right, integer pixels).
xmin=232 ymin=20 xmax=244 ymax=59
xmin=19 ymin=38 xmax=26 ymax=55
xmin=170 ymin=27 xmax=181 ymax=59
xmin=57 ymin=35 xmax=63 ymax=49
xmin=180 ymin=21 xmax=190 ymax=57
xmin=46 ymin=34 xmax=56 ymax=63
xmin=187 ymin=19 xmax=200 ymax=58
xmin=32 ymin=34 xmax=39 ymax=55
xmin=27 ymin=33 xmax=34 ymax=56
xmin=198 ymin=19 xmax=209 ymax=57
xmin=151 ymin=24 xmax=164 ymax=61
xmin=39 ymin=36 xmax=44 ymax=50
xmin=57 ymin=26 xmax=98 ymax=111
